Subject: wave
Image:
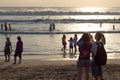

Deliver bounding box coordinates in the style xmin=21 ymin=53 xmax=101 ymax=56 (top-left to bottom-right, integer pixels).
xmin=0 ymin=19 xmax=120 ymax=23
xmin=0 ymin=11 xmax=120 ymax=16
xmin=0 ymin=31 xmax=120 ymax=34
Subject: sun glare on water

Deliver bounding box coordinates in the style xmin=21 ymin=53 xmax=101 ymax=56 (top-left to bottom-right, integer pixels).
xmin=70 ymin=7 xmax=108 ymax=32
xmin=79 ymin=7 xmax=106 ymax=12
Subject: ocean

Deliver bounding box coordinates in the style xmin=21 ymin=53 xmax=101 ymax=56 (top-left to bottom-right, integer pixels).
xmin=0 ymin=7 xmax=120 ymax=58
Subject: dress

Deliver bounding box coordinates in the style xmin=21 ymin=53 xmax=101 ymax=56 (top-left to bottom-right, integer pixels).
xmin=14 ymin=40 xmax=23 ymax=57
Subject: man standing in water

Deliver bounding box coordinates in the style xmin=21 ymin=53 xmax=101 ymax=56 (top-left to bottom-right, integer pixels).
xmin=4 ymin=22 xmax=8 ymax=31
xmin=14 ymin=36 xmax=23 ymax=64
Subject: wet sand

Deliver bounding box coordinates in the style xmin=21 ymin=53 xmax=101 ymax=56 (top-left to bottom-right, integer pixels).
xmin=0 ymin=55 xmax=120 ymax=80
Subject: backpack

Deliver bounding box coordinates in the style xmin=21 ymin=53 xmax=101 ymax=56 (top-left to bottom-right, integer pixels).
xmin=94 ymin=42 xmax=107 ymax=66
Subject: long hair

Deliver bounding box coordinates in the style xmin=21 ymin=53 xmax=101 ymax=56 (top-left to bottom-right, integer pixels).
xmin=81 ymin=33 xmax=90 ymax=42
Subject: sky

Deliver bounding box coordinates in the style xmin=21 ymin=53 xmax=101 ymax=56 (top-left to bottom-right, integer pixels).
xmin=0 ymin=0 xmax=120 ymax=7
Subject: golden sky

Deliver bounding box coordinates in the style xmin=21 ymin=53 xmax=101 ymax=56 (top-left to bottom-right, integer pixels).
xmin=0 ymin=0 xmax=120 ymax=7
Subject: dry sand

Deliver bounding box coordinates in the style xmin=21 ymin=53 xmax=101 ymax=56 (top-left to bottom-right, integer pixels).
xmin=0 ymin=55 xmax=120 ymax=80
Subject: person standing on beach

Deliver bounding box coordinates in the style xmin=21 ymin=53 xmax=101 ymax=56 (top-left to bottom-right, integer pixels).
xmin=4 ymin=37 xmax=13 ymax=62
xmin=113 ymin=25 xmax=115 ymax=30
xmin=4 ymin=22 xmax=8 ymax=31
xmin=52 ymin=22 xmax=55 ymax=30
xmin=62 ymin=34 xmax=67 ymax=57
xmin=9 ymin=24 xmax=12 ymax=31
xmin=14 ymin=36 xmax=23 ymax=64
xmin=1 ymin=24 xmax=3 ymax=30
xmin=77 ymin=33 xmax=92 ymax=80
xmin=68 ymin=37 xmax=74 ymax=57
xmin=73 ymin=34 xmax=78 ymax=55
xmin=91 ymin=32 xmax=106 ymax=80
xmin=49 ymin=23 xmax=52 ymax=31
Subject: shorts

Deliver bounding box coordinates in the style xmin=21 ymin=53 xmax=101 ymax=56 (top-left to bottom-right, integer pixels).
xmin=77 ymin=59 xmax=90 ymax=67
xmin=91 ymin=61 xmax=103 ymax=77
xmin=14 ymin=51 xmax=22 ymax=57
xmin=70 ymin=45 xmax=73 ymax=49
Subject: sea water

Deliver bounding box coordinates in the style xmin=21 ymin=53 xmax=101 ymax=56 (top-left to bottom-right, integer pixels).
xmin=0 ymin=7 xmax=120 ymax=58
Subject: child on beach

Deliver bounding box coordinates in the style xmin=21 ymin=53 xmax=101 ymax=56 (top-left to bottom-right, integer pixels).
xmin=62 ymin=34 xmax=67 ymax=57
xmin=68 ymin=37 xmax=74 ymax=55
xmin=4 ymin=37 xmax=13 ymax=62
xmin=73 ymin=34 xmax=78 ymax=54
xmin=77 ymin=33 xmax=92 ymax=80
xmin=91 ymin=32 xmax=106 ymax=80
xmin=14 ymin=36 xmax=23 ymax=64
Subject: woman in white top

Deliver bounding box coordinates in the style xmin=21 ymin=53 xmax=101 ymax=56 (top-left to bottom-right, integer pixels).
xmin=91 ymin=32 xmax=106 ymax=80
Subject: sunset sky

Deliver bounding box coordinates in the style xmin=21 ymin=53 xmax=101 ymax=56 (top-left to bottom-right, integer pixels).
xmin=0 ymin=0 xmax=120 ymax=7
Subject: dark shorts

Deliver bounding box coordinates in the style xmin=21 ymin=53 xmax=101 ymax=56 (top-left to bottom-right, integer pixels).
xmin=91 ymin=61 xmax=103 ymax=77
xmin=14 ymin=51 xmax=22 ymax=57
xmin=70 ymin=45 xmax=73 ymax=49
xmin=77 ymin=59 xmax=90 ymax=67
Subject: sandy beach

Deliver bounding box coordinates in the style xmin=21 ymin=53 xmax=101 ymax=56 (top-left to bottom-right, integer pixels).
xmin=0 ymin=55 xmax=120 ymax=80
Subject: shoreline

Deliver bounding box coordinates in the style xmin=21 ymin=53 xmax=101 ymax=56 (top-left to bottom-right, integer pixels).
xmin=0 ymin=30 xmax=120 ymax=35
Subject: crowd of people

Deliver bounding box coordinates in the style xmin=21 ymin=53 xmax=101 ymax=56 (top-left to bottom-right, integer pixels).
xmin=1 ymin=22 xmax=12 ymax=31
xmin=4 ymin=36 xmax=23 ymax=64
xmin=62 ymin=32 xmax=106 ymax=80
xmin=3 ymin=31 xmax=106 ymax=80
xmin=62 ymin=34 xmax=78 ymax=58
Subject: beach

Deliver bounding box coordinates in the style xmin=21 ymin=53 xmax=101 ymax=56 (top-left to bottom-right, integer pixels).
xmin=0 ymin=7 xmax=120 ymax=80
xmin=0 ymin=55 xmax=120 ymax=80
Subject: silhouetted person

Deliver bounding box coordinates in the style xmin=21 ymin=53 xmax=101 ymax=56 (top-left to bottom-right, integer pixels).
xmin=100 ymin=22 xmax=102 ymax=27
xmin=91 ymin=32 xmax=106 ymax=80
xmin=14 ymin=36 xmax=23 ymax=64
xmin=4 ymin=22 xmax=8 ymax=31
xmin=49 ymin=23 xmax=52 ymax=31
xmin=62 ymin=34 xmax=67 ymax=57
xmin=9 ymin=24 xmax=11 ymax=31
xmin=1 ymin=24 xmax=3 ymax=30
xmin=52 ymin=22 xmax=55 ymax=30
xmin=113 ymin=25 xmax=115 ymax=30
xmin=68 ymin=37 xmax=74 ymax=58
xmin=73 ymin=34 xmax=78 ymax=54
xmin=77 ymin=33 xmax=92 ymax=80
xmin=4 ymin=37 xmax=12 ymax=62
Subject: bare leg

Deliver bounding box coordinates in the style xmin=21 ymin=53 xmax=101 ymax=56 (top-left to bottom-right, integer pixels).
xmin=95 ymin=77 xmax=99 ymax=80
xmin=85 ymin=67 xmax=89 ymax=80
xmin=19 ymin=56 xmax=21 ymax=64
xmin=74 ymin=46 xmax=77 ymax=54
xmin=8 ymin=54 xmax=10 ymax=62
xmin=4 ymin=54 xmax=7 ymax=62
xmin=14 ymin=56 xmax=16 ymax=64
xmin=100 ymin=76 xmax=104 ymax=80
xmin=78 ymin=67 xmax=82 ymax=80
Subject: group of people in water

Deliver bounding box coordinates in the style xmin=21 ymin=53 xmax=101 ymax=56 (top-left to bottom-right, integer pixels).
xmin=4 ymin=36 xmax=23 ymax=64
xmin=1 ymin=22 xmax=12 ymax=31
xmin=62 ymin=32 xmax=106 ymax=80
xmin=62 ymin=34 xmax=78 ymax=58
